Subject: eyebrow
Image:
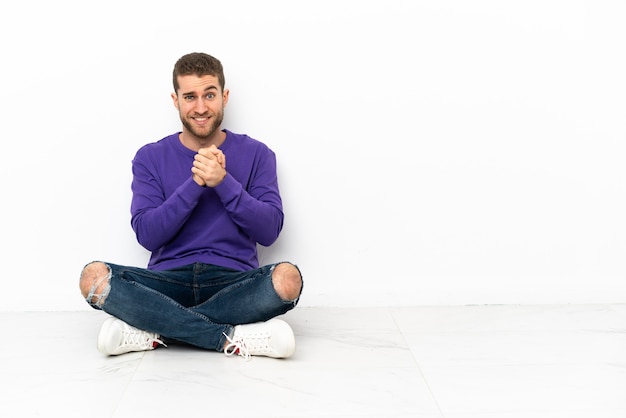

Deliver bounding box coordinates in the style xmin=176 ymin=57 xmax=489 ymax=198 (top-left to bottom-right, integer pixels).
xmin=181 ymin=85 xmax=219 ymax=96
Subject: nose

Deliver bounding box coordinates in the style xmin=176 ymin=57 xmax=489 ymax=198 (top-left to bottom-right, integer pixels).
xmin=194 ymin=98 xmax=209 ymax=113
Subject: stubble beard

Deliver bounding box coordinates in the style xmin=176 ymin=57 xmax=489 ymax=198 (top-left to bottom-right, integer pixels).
xmin=181 ymin=110 xmax=224 ymax=140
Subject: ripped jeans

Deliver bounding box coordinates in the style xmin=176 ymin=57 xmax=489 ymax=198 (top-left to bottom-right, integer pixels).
xmin=82 ymin=261 xmax=302 ymax=352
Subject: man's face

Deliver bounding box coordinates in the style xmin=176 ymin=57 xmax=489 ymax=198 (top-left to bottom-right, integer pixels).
xmin=172 ymin=74 xmax=229 ymax=140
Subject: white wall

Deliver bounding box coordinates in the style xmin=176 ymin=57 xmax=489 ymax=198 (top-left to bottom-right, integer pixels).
xmin=1 ymin=0 xmax=624 ymax=311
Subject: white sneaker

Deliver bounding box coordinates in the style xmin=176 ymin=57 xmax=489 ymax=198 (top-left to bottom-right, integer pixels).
xmin=97 ymin=317 xmax=165 ymax=356
xmin=224 ymin=318 xmax=295 ymax=360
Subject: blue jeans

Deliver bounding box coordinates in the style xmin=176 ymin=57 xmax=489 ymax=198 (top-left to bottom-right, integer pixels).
xmin=84 ymin=261 xmax=302 ymax=351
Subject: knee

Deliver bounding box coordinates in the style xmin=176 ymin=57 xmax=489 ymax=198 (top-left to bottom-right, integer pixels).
xmin=79 ymin=261 xmax=111 ymax=305
xmin=271 ymin=262 xmax=302 ymax=302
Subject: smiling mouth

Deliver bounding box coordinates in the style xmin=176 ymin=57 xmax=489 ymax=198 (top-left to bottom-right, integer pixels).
xmin=192 ymin=116 xmax=212 ymax=125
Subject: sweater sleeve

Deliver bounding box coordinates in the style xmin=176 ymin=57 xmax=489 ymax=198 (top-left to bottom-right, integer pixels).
xmin=213 ymin=149 xmax=284 ymax=247
xmin=130 ymin=157 xmax=206 ymax=252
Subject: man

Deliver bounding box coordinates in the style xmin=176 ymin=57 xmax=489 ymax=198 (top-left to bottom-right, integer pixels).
xmin=79 ymin=52 xmax=302 ymax=360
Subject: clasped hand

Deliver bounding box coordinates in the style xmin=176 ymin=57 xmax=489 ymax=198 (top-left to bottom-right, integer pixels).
xmin=192 ymin=145 xmax=226 ymax=187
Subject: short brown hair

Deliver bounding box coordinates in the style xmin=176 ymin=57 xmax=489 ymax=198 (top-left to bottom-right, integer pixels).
xmin=172 ymin=52 xmax=225 ymax=93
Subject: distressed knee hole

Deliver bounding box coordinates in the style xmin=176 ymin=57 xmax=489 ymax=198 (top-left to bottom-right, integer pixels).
xmin=79 ymin=262 xmax=112 ymax=307
xmin=271 ymin=262 xmax=303 ymax=302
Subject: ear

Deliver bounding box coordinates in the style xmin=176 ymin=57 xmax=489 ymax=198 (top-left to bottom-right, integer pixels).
xmin=171 ymin=92 xmax=179 ymax=110
xmin=222 ymin=89 xmax=230 ymax=106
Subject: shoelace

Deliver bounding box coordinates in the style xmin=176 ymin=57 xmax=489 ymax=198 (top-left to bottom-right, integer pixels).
xmin=223 ymin=333 xmax=251 ymax=360
xmin=122 ymin=323 xmax=166 ymax=349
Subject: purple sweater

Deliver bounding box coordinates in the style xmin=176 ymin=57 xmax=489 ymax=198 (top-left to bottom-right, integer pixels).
xmin=130 ymin=129 xmax=284 ymax=271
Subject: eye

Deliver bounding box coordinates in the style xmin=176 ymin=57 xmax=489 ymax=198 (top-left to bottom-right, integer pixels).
xmin=206 ymin=93 xmax=216 ymax=99
xmin=184 ymin=95 xmax=195 ymax=101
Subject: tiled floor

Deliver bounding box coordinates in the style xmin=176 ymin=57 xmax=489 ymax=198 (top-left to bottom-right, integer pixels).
xmin=1 ymin=305 xmax=625 ymax=417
